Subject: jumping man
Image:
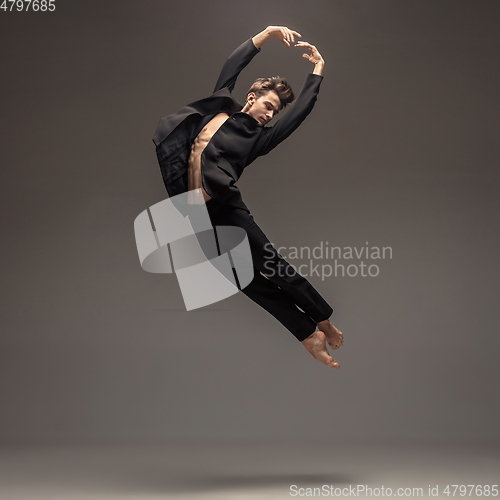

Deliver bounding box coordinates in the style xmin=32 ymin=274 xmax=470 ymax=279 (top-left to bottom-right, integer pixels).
xmin=153 ymin=26 xmax=344 ymax=368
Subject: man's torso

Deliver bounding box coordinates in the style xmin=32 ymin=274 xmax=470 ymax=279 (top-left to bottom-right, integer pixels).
xmin=187 ymin=112 xmax=230 ymax=202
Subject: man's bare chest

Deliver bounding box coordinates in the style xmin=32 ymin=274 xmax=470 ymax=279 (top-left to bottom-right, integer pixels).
xmin=192 ymin=112 xmax=230 ymax=152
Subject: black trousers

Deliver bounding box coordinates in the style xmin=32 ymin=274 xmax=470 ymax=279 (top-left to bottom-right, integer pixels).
xmin=204 ymin=197 xmax=333 ymax=341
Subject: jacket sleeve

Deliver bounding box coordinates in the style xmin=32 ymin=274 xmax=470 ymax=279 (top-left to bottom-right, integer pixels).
xmin=213 ymin=38 xmax=261 ymax=94
xmin=252 ymin=73 xmax=324 ymax=158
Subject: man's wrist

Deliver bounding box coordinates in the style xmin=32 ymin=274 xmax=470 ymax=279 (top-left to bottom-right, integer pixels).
xmin=252 ymin=27 xmax=272 ymax=49
xmin=313 ymin=61 xmax=324 ymax=76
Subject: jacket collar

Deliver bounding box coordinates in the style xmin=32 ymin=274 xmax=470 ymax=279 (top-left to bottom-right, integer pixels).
xmin=230 ymin=111 xmax=260 ymax=129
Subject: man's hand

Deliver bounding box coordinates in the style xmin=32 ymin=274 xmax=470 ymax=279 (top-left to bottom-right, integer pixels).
xmin=252 ymin=26 xmax=301 ymax=49
xmin=266 ymin=26 xmax=302 ymax=47
xmin=294 ymin=41 xmax=325 ymax=75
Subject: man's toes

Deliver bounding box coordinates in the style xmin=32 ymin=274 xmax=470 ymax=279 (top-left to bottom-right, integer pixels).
xmin=329 ymin=358 xmax=340 ymax=369
xmin=327 ymin=340 xmax=342 ymax=350
xmin=322 ymin=353 xmax=339 ymax=368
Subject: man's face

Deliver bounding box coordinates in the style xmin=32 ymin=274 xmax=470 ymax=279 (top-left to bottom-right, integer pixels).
xmin=245 ymin=90 xmax=281 ymax=126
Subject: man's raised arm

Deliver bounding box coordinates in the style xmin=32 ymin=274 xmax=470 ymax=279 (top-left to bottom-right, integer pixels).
xmin=213 ymin=26 xmax=303 ymax=94
xmin=253 ymin=41 xmax=325 ymax=157
xmin=213 ymin=37 xmax=261 ymax=94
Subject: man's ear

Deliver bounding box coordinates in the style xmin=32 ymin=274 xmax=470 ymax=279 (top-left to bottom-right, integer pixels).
xmin=246 ymin=92 xmax=256 ymax=105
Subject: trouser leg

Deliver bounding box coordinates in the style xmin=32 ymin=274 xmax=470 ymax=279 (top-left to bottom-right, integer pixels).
xmin=205 ymin=199 xmax=333 ymax=340
xmin=238 ymin=268 xmax=318 ymax=341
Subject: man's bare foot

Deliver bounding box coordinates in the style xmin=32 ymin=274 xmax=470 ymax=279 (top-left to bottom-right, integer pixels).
xmin=301 ymin=330 xmax=340 ymax=368
xmin=317 ymin=319 xmax=343 ymax=350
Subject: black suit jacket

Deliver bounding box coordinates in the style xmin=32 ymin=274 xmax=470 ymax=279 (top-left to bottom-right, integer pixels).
xmin=153 ymin=37 xmax=324 ymax=212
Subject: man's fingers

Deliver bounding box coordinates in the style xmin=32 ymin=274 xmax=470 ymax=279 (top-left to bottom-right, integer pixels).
xmin=295 ymin=43 xmax=311 ymax=51
xmin=279 ymin=27 xmax=302 ymax=45
xmin=295 ymin=41 xmax=316 ymax=50
xmin=277 ymin=27 xmax=305 ymax=47
xmin=281 ymin=27 xmax=291 ymax=46
xmin=286 ymin=28 xmax=301 ymax=43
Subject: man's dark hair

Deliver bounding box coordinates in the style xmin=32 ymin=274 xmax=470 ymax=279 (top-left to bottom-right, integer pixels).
xmin=247 ymin=77 xmax=295 ymax=111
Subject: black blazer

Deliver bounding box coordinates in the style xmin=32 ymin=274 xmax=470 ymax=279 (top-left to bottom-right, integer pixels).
xmin=153 ymin=37 xmax=324 ymax=212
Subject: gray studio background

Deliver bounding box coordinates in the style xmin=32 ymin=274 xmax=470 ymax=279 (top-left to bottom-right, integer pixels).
xmin=1 ymin=0 xmax=498 ymax=443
